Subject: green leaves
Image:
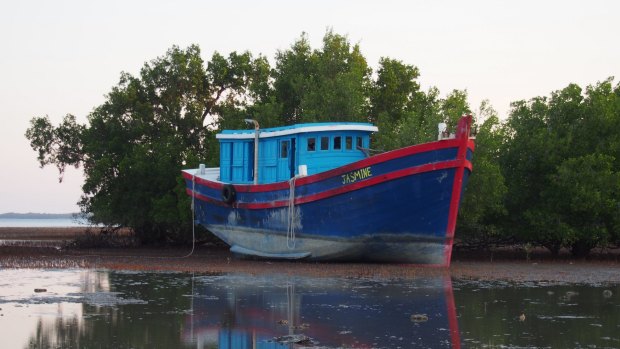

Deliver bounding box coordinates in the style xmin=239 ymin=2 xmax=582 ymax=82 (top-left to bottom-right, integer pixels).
xmin=24 ymin=33 xmax=490 ymax=244
xmin=370 ymin=57 xmax=420 ymax=124
xmin=24 ymin=32 xmax=619 ymax=252
xmin=25 ymin=114 xmax=84 ymax=181
xmin=372 ymin=87 xmax=472 ymax=151
xmin=273 ymin=30 xmax=371 ymax=124
xmin=457 ymin=102 xmax=508 ymax=247
xmin=502 ymin=78 xmax=620 ymax=255
xmin=24 ymin=45 xmax=263 ymax=242
xmin=546 ymin=154 xmax=620 ymax=254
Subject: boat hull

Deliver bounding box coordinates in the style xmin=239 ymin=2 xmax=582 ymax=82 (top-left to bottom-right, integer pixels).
xmin=184 ymin=117 xmax=474 ymax=265
xmin=204 ymin=225 xmax=453 ymax=264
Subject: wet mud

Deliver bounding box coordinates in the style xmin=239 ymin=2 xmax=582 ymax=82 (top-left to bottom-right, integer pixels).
xmin=1 ymin=227 xmax=619 ymax=284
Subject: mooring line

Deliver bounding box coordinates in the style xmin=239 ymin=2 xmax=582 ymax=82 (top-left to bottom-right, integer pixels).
xmin=287 ymin=176 xmax=297 ymax=249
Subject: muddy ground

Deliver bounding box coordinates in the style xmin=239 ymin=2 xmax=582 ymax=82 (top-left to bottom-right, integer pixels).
xmin=1 ymin=227 xmax=619 ymax=283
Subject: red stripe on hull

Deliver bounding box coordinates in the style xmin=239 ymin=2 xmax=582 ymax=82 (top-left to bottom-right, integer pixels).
xmin=444 ymin=276 xmax=461 ymax=349
xmin=182 ymin=138 xmax=474 ymax=192
xmin=443 ymin=116 xmax=473 ymax=266
xmin=187 ymin=159 xmax=472 ymax=210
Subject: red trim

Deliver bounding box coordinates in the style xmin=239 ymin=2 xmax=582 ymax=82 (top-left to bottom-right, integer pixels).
xmin=186 ymin=188 xmax=230 ymax=207
xmin=444 ymin=275 xmax=461 ymax=349
xmin=444 ymin=116 xmax=473 ymax=266
xmin=182 ymin=172 xmax=223 ymax=190
xmin=283 ymin=138 xmax=462 ymax=190
xmin=182 ymin=138 xmax=472 ymax=192
xmin=188 ymin=159 xmax=472 ymax=210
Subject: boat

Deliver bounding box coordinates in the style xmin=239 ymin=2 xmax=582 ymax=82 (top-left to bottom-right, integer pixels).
xmin=182 ymin=115 xmax=474 ymax=265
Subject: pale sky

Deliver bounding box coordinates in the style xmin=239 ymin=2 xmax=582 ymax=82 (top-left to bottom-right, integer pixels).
xmin=0 ymin=0 xmax=617 ymax=213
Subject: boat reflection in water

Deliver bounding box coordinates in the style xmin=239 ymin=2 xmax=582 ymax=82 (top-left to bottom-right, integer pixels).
xmin=183 ymin=274 xmax=461 ymax=349
xmin=4 ymin=269 xmax=617 ymax=348
xmin=0 ymin=269 xmax=460 ymax=348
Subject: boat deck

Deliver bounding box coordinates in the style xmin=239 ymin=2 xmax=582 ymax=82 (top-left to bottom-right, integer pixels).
xmin=183 ymin=167 xmax=220 ymax=182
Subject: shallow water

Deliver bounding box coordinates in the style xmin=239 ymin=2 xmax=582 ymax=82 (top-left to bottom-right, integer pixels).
xmin=0 ymin=218 xmax=90 ymax=227
xmin=0 ymin=270 xmax=617 ymax=348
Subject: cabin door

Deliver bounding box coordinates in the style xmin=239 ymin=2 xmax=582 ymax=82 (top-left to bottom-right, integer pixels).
xmin=277 ymin=139 xmax=293 ymax=181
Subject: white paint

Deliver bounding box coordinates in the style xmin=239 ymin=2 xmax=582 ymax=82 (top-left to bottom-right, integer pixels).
xmin=183 ymin=168 xmax=220 ymax=182
xmin=216 ymin=124 xmax=378 ymax=139
xmin=227 ymin=210 xmax=241 ymax=226
xmin=298 ymin=165 xmax=308 ymax=176
xmin=263 ymin=207 xmax=302 ymax=231
xmin=437 ymin=123 xmax=447 ymax=141
xmin=437 ymin=171 xmax=448 ymax=183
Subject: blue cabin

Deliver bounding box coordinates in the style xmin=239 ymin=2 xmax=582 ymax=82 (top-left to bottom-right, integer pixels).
xmin=216 ymin=122 xmax=378 ymax=184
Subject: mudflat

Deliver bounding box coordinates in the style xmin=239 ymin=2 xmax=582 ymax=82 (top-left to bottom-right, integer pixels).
xmin=0 ymin=226 xmax=90 ymax=240
xmin=1 ymin=227 xmax=619 ymax=284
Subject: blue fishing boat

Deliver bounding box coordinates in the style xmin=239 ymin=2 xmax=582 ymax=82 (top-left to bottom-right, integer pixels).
xmin=182 ymin=116 xmax=474 ymax=265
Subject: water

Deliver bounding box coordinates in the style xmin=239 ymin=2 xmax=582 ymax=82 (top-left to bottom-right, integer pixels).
xmin=0 ymin=270 xmax=618 ymax=349
xmin=454 ymin=280 xmax=620 ymax=348
xmin=0 ymin=218 xmax=89 ymax=227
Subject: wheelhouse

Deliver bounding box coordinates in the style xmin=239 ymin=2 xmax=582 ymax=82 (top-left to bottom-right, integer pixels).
xmin=216 ymin=122 xmax=378 ymax=184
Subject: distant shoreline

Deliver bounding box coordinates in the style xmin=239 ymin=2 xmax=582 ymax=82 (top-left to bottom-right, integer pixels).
xmin=0 ymin=212 xmax=79 ymax=219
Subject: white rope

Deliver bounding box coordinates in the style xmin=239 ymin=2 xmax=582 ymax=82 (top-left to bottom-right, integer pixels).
xmin=286 ymin=176 xmax=297 ymax=249
xmin=179 ymin=172 xmax=197 ymax=258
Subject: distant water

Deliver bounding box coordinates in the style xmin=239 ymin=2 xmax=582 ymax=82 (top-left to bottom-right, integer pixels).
xmin=0 ymin=218 xmax=90 ymax=227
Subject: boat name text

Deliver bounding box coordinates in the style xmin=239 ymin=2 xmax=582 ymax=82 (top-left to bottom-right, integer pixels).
xmin=342 ymin=167 xmax=372 ymax=184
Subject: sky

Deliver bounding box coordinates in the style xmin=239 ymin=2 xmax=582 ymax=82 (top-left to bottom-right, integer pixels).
xmin=0 ymin=0 xmax=618 ymax=214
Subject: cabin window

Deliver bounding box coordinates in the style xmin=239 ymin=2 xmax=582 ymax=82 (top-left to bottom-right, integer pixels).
xmin=345 ymin=136 xmax=353 ymax=150
xmin=280 ymin=140 xmax=289 ymax=158
xmin=307 ymin=138 xmax=316 ymax=151
xmin=333 ymin=136 xmax=341 ymax=150
xmin=356 ymin=136 xmax=363 ymax=149
xmin=320 ymin=136 xmax=329 ymax=150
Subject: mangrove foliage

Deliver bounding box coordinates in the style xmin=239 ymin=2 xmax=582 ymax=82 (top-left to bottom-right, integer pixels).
xmin=25 ymin=31 xmax=620 ymax=255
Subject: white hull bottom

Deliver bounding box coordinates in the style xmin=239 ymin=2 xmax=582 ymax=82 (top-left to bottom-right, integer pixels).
xmin=206 ymin=224 xmax=448 ymax=265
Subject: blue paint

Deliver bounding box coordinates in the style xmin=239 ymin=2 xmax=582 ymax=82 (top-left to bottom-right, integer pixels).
xmin=193 ymin=147 xmax=458 ymax=205
xmin=185 ymin=117 xmax=475 ymax=263
xmin=219 ymin=140 xmax=254 ymax=182
xmin=184 ymin=147 xmax=470 ymax=263
xmin=218 ymin=124 xmax=375 ymax=184
xmin=190 ymin=168 xmax=455 ymax=240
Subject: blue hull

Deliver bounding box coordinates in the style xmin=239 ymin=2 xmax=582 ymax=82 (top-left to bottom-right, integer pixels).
xmin=184 ymin=119 xmax=474 ymax=265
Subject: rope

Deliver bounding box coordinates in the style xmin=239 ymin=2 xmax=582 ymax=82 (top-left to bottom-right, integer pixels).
xmin=178 ymin=172 xmax=197 ymax=258
xmin=286 ymin=176 xmax=297 ymax=249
